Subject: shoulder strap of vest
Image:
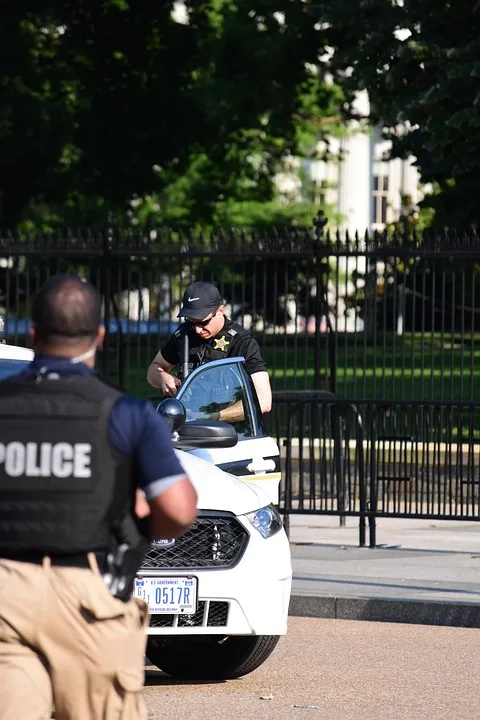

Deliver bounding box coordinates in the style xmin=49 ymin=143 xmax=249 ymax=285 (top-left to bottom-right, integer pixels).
xmin=225 ymin=319 xmax=251 ymax=338
xmin=0 ymin=373 xmax=125 ymax=403
xmin=174 ymin=322 xmax=188 ymax=339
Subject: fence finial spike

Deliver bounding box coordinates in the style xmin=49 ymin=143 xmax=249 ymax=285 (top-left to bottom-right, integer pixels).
xmin=313 ymin=209 xmax=328 ymax=242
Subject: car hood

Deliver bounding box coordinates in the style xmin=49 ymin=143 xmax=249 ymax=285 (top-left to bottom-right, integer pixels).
xmin=175 ymin=449 xmax=270 ymax=516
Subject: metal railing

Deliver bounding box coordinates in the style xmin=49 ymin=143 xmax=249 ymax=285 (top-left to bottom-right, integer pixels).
xmin=270 ymin=392 xmax=367 ymax=544
xmin=1 ymin=222 xmax=480 ymax=404
xmin=271 ymin=396 xmax=480 ymax=547
xmin=2 ymin=220 xmax=480 ymax=544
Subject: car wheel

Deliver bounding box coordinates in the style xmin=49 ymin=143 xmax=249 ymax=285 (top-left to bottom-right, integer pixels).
xmin=146 ymin=635 xmax=281 ymax=680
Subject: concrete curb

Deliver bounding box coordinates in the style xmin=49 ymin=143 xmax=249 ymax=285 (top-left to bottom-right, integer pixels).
xmin=289 ymin=594 xmax=480 ymax=629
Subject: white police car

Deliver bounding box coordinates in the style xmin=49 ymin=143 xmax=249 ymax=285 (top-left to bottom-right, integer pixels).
xmin=0 ymin=342 xmax=34 ymax=377
xmin=0 ymin=345 xmax=292 ymax=680
xmin=139 ymin=357 xmax=292 ymax=680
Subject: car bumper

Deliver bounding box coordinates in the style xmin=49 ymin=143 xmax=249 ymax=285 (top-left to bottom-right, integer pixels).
xmin=137 ymin=524 xmax=292 ymax=636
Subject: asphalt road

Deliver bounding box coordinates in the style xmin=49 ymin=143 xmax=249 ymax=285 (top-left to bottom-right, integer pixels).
xmin=143 ymin=617 xmax=480 ymax=720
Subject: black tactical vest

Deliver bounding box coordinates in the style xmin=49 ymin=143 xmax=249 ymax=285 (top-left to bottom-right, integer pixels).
xmin=0 ymin=373 xmax=135 ymax=556
xmin=176 ymin=320 xmax=244 ymax=380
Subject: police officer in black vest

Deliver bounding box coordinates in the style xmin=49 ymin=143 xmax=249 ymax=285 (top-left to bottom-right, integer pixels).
xmin=0 ymin=275 xmax=197 ymax=720
xmin=147 ymin=281 xmax=272 ymax=423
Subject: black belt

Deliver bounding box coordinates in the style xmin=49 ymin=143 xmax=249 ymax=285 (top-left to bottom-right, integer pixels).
xmin=0 ymin=551 xmax=108 ymax=572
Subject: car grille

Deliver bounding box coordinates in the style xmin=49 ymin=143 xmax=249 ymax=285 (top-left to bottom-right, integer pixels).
xmin=149 ymin=601 xmax=229 ymax=628
xmin=141 ymin=514 xmax=249 ymax=571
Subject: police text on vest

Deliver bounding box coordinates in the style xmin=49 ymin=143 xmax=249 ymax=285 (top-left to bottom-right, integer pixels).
xmin=0 ymin=442 xmax=92 ymax=478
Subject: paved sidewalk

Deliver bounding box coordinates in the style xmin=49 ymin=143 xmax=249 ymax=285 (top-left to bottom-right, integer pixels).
xmin=288 ymin=515 xmax=480 ymax=627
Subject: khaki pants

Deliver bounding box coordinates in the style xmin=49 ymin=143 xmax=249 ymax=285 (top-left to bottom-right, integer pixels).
xmin=0 ymin=554 xmax=149 ymax=720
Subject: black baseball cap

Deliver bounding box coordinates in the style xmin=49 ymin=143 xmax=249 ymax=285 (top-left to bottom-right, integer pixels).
xmin=177 ymin=281 xmax=223 ymax=320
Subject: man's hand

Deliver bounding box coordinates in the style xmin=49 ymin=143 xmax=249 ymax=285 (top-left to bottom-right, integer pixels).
xmin=199 ymin=402 xmax=221 ymax=415
xmin=148 ymin=364 xmax=181 ymax=396
xmin=199 ymin=400 xmax=245 ymax=424
xmin=185 ymin=407 xmax=205 ymax=421
xmin=147 ymin=351 xmax=180 ymax=394
xmin=159 ymin=371 xmax=181 ymax=397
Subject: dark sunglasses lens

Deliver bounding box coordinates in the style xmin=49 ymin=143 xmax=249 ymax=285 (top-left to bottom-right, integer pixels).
xmin=188 ymin=312 xmax=216 ymax=327
xmin=188 ymin=317 xmax=209 ymax=327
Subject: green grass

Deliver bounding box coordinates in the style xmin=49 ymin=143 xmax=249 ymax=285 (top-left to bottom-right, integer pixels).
xmin=98 ymin=331 xmax=480 ymax=403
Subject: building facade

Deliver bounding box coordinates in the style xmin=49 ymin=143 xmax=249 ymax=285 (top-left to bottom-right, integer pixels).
xmin=305 ymin=91 xmax=422 ymax=236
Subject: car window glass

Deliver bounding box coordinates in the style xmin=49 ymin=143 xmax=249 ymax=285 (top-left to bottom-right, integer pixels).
xmin=179 ymin=363 xmax=254 ymax=439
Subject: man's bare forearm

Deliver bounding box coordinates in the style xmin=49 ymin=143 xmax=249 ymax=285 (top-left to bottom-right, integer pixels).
xmin=216 ymin=400 xmax=245 ymax=424
xmin=147 ymin=363 xmax=164 ymax=388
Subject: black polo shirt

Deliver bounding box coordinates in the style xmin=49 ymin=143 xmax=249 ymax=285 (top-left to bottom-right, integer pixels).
xmin=161 ymin=317 xmax=267 ymax=377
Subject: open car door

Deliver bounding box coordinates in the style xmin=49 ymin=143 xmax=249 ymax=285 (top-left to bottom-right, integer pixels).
xmin=176 ymin=357 xmax=281 ymax=505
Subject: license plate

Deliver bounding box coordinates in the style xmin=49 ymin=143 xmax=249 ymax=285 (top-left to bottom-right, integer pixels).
xmin=134 ymin=576 xmax=198 ymax=614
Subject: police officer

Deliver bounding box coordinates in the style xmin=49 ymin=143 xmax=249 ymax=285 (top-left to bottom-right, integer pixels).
xmin=147 ymin=281 xmax=272 ymax=423
xmin=0 ymin=275 xmax=198 ymax=720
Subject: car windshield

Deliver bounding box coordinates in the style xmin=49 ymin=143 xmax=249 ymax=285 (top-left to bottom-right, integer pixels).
xmin=0 ymin=359 xmax=31 ymax=380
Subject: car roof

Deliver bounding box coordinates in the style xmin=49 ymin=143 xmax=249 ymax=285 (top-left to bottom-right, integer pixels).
xmin=0 ymin=343 xmax=35 ymax=361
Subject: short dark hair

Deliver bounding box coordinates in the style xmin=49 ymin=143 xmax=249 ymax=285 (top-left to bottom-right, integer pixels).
xmin=32 ymin=274 xmax=101 ymax=344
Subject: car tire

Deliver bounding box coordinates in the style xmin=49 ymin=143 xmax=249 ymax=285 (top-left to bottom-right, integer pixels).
xmin=146 ymin=635 xmax=281 ymax=680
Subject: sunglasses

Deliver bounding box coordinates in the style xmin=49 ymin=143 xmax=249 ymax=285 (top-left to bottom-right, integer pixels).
xmin=186 ymin=310 xmax=218 ymax=328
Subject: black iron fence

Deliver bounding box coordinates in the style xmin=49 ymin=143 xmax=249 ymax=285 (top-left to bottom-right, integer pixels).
xmin=271 ymin=396 xmax=480 ymax=546
xmin=2 ymin=220 xmax=480 ymax=403
xmin=1 ymin=219 xmax=480 ymax=539
xmin=269 ymin=391 xmax=367 ymax=542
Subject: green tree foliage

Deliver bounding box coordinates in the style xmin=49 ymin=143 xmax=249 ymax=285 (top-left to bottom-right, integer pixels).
xmin=1 ymin=1 xmax=345 ymax=230
xmin=321 ymin=0 xmax=480 ymax=229
xmin=318 ymin=0 xmax=480 ymax=338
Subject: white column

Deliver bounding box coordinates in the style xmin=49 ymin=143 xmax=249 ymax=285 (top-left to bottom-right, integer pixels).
xmin=337 ymin=91 xmax=372 ymax=237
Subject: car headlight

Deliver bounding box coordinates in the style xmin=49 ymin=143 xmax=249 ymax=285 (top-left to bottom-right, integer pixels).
xmin=244 ymin=504 xmax=283 ymax=539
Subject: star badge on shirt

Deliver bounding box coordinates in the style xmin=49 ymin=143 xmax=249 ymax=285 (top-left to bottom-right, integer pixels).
xmin=213 ymin=335 xmax=230 ymax=351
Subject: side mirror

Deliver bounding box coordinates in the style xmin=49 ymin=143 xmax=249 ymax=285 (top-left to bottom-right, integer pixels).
xmin=156 ymin=398 xmax=186 ymax=433
xmin=176 ymin=420 xmax=238 ymax=449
